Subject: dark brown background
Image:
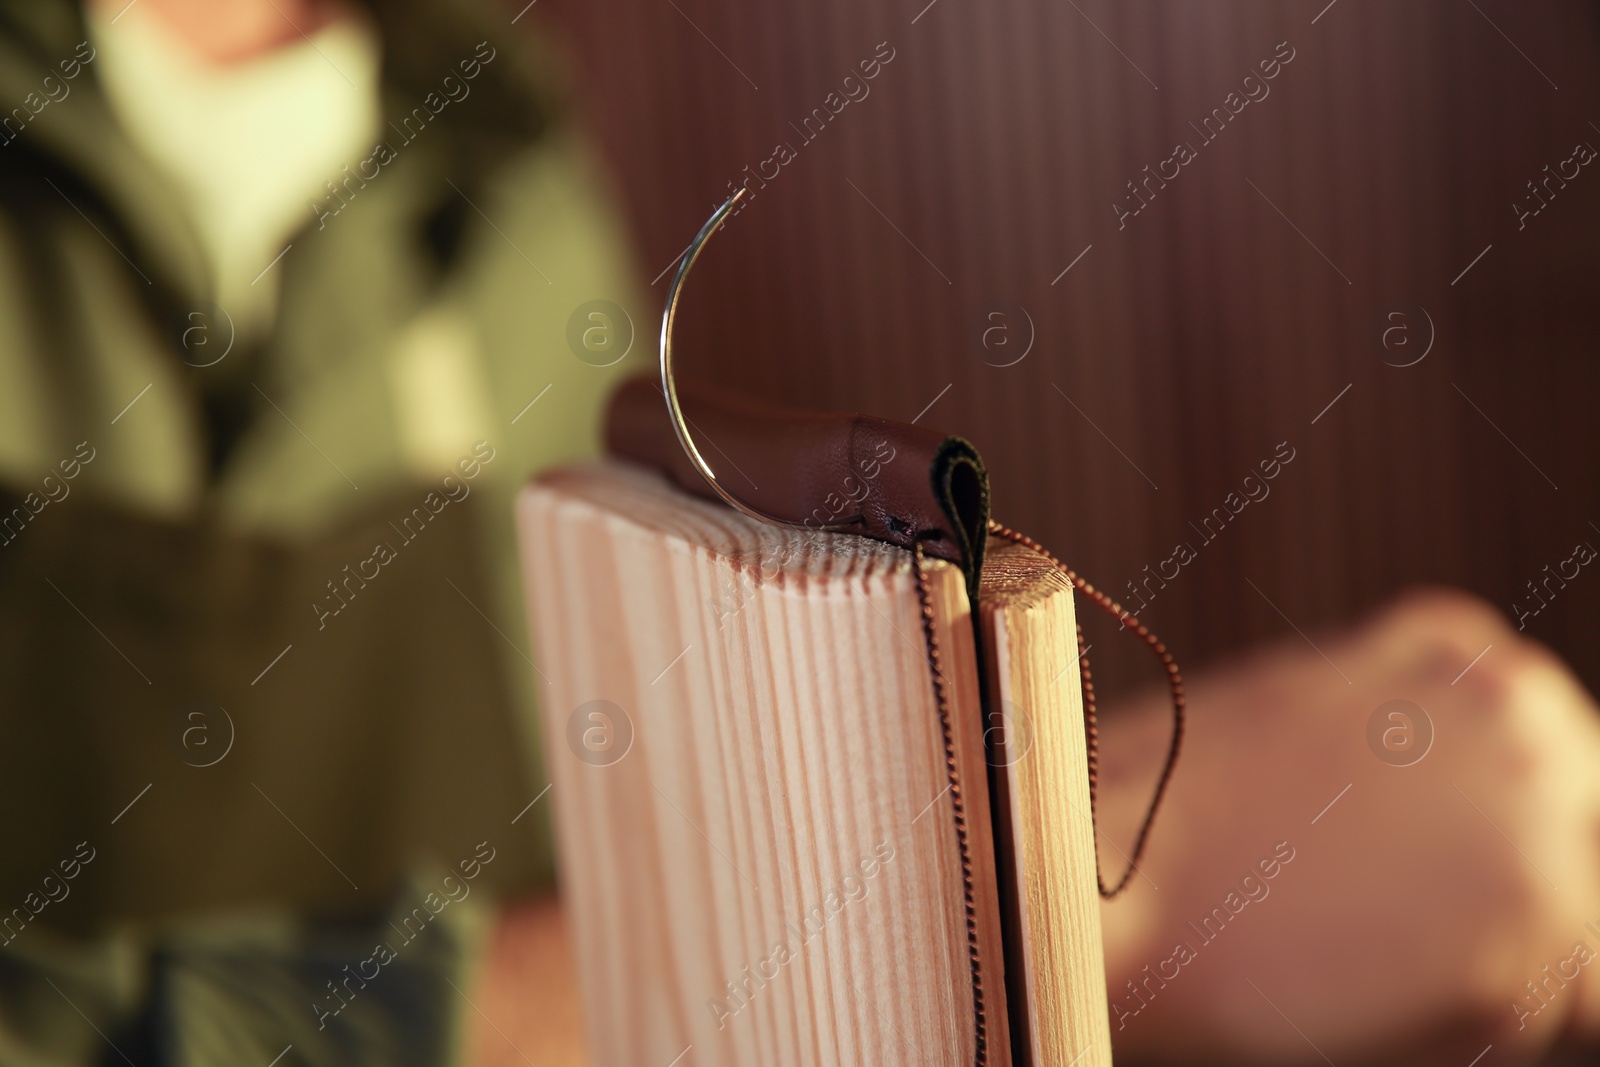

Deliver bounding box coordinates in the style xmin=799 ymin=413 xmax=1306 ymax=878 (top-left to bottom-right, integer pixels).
xmin=538 ymin=0 xmax=1600 ymax=694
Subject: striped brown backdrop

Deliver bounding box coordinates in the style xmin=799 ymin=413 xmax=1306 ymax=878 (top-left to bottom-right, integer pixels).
xmin=536 ymin=0 xmax=1600 ymax=695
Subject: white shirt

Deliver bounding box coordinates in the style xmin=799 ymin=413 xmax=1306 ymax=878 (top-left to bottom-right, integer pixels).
xmin=89 ymin=3 xmax=382 ymax=338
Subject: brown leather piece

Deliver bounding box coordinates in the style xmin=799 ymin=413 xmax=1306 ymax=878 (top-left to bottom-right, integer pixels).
xmin=604 ymin=376 xmax=990 ymax=594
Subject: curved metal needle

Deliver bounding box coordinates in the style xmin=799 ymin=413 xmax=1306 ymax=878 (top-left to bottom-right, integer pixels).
xmin=659 ymin=188 xmax=841 ymax=530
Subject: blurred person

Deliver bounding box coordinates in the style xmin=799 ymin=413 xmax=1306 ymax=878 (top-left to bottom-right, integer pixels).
xmin=3 ymin=2 xmax=1599 ymax=1067
xmin=0 ymin=0 xmax=636 ymax=1061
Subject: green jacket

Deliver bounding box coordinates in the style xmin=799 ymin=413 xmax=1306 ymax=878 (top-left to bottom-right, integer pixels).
xmin=0 ymin=1 xmax=642 ymax=1060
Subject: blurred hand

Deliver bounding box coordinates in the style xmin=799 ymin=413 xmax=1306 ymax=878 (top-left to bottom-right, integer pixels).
xmin=1096 ymin=588 xmax=1600 ymax=1067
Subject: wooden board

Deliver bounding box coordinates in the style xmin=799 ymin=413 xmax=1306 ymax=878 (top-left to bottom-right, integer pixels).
xmin=979 ymin=540 xmax=1114 ymax=1067
xmin=517 ymin=462 xmax=1012 ymax=1067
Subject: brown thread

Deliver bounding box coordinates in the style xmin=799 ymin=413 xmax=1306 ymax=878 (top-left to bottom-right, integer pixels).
xmin=985 ymin=520 xmax=1186 ymax=899
xmin=908 ymin=524 xmax=1184 ymax=1066
xmin=911 ymin=541 xmax=989 ymax=1066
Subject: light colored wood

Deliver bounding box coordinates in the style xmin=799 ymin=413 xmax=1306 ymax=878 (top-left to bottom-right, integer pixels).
xmin=517 ymin=462 xmax=1012 ymax=1067
xmin=979 ymin=539 xmax=1114 ymax=1067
